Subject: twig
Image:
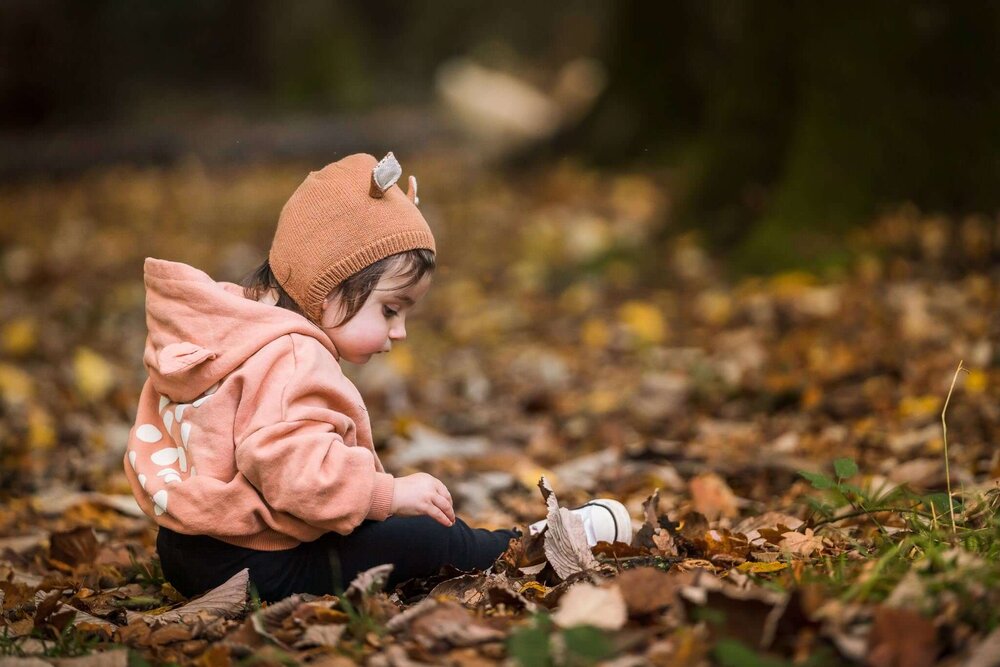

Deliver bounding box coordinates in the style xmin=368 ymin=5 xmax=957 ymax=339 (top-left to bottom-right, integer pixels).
xmin=941 ymin=360 xmax=968 ymax=536
xmin=812 ymin=507 xmax=935 ymax=529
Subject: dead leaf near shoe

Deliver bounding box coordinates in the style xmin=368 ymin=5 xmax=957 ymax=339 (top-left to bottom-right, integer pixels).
xmin=632 ymin=488 xmax=680 ymax=558
xmin=493 ymin=529 xmax=547 ymax=577
xmin=537 ymin=476 xmax=599 ymax=579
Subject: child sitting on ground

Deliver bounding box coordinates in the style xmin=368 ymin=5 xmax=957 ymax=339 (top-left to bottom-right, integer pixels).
xmin=124 ymin=152 xmax=630 ymax=601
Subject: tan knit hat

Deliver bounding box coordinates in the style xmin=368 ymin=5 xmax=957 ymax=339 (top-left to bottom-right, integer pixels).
xmin=268 ymin=153 xmax=436 ymax=323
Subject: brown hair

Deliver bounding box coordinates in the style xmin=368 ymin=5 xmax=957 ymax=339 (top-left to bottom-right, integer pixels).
xmin=241 ymin=249 xmax=435 ymax=328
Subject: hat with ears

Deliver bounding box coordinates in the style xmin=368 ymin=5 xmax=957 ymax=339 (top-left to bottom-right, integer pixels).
xmin=268 ymin=152 xmax=436 ymax=323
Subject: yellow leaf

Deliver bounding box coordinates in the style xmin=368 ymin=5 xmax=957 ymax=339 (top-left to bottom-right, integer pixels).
xmin=27 ymin=406 xmax=57 ymax=450
xmin=769 ymin=271 xmax=817 ymax=295
xmin=1 ymin=317 xmax=37 ymax=356
xmin=73 ymin=347 xmax=116 ymax=402
xmin=737 ymin=561 xmax=788 ymax=574
xmin=518 ymin=581 xmax=549 ymax=596
xmin=515 ymin=464 xmax=557 ymax=491
xmin=965 ymin=369 xmax=987 ymax=394
xmin=899 ymin=396 xmax=942 ymax=419
xmin=581 ymin=318 xmax=610 ymax=349
xmin=618 ymin=301 xmax=667 ymax=345
xmin=695 ymin=290 xmax=732 ymax=326
xmin=587 ymin=388 xmax=621 ymax=414
xmin=0 ymin=363 xmax=34 ymax=405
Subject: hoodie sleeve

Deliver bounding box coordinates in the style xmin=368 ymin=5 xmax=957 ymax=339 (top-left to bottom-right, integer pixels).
xmin=233 ymin=335 xmax=395 ymax=534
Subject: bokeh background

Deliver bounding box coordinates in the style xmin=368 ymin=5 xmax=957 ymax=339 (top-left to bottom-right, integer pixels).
xmin=1 ymin=1 xmax=999 ymax=522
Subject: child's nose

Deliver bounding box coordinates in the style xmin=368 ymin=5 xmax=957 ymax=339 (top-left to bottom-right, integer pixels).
xmin=389 ymin=321 xmax=406 ymax=340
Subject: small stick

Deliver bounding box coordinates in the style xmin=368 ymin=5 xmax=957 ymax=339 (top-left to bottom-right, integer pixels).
xmin=941 ymin=360 xmax=968 ymax=535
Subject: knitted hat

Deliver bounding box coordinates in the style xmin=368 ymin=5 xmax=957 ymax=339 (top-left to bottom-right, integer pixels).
xmin=268 ymin=153 xmax=436 ymax=323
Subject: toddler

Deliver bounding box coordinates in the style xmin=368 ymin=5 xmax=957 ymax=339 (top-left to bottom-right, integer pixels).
xmin=123 ymin=152 xmax=630 ymax=602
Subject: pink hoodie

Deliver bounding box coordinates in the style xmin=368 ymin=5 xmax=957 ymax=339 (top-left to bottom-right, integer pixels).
xmin=123 ymin=258 xmax=395 ymax=550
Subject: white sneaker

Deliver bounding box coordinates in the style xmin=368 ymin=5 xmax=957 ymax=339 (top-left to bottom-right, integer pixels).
xmin=528 ymin=499 xmax=633 ymax=547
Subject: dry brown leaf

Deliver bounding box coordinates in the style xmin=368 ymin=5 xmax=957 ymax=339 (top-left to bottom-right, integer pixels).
xmin=867 ymin=606 xmax=938 ymax=667
xmin=779 ymin=529 xmax=827 ymax=557
xmin=346 ymin=563 xmax=394 ymax=600
xmin=49 ymin=526 xmax=99 ymax=567
xmin=551 ymin=582 xmax=627 ymax=630
xmin=409 ymin=600 xmax=505 ymax=650
xmin=537 ymin=477 xmax=598 ymax=579
xmin=615 ymin=567 xmax=678 ymax=617
xmin=427 ymin=574 xmax=489 ymax=607
xmin=689 ymin=473 xmax=740 ymax=520
xmin=148 ymin=623 xmax=195 ymax=646
xmin=963 ymin=626 xmax=1000 ymax=667
xmin=249 ymin=593 xmax=312 ymax=649
xmin=50 ymin=649 xmax=129 ymax=667
xmin=29 ymin=591 xmax=117 ymax=632
xmin=130 ymin=568 xmax=248 ymax=626
xmin=734 ymin=511 xmax=805 ymax=536
xmin=0 ymin=533 xmax=48 ymax=555
xmin=294 ymin=623 xmax=346 ymax=649
xmin=386 ymin=596 xmax=439 ymax=633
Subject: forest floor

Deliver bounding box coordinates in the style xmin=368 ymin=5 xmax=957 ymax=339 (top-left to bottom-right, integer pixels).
xmin=1 ymin=152 xmax=999 ymax=666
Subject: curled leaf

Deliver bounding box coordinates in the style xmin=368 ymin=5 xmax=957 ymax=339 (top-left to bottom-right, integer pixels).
xmin=537 ymin=477 xmax=598 ymax=580
xmin=129 ymin=568 xmax=249 ymax=626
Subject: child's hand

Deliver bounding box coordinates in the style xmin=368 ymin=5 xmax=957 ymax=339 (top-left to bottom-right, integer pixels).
xmin=390 ymin=473 xmax=455 ymax=527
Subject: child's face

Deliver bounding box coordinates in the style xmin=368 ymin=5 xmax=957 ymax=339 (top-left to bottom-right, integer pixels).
xmin=320 ymin=269 xmax=431 ymax=365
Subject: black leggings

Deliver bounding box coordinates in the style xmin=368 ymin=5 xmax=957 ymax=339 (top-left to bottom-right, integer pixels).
xmin=156 ymin=517 xmax=519 ymax=602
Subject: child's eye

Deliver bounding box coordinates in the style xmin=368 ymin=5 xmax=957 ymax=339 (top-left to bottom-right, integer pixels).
xmin=382 ymin=305 xmax=399 ymax=318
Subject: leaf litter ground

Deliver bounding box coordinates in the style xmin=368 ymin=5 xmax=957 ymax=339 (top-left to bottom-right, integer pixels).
xmin=0 ymin=156 xmax=999 ymax=665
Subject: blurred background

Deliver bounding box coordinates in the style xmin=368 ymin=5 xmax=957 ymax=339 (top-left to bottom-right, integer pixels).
xmin=5 ymin=0 xmax=1000 ymax=267
xmin=1 ymin=1 xmax=998 ymax=523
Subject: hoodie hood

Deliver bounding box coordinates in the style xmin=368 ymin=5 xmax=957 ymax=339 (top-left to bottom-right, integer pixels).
xmin=142 ymin=258 xmax=340 ymax=403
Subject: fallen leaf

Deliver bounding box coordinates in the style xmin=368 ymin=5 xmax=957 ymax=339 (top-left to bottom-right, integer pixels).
xmin=779 ymin=529 xmax=827 ymax=557
xmin=0 ymin=362 xmax=35 ymax=405
xmin=689 ymin=473 xmax=740 ymax=521
xmin=962 ymin=625 xmax=1000 ymax=667
xmin=249 ymin=593 xmax=314 ymax=649
xmin=866 ymin=606 xmax=937 ymax=667
xmin=618 ymin=301 xmax=667 ymax=345
xmin=49 ymin=526 xmax=99 ymax=567
xmin=73 ymin=346 xmax=117 ymax=402
xmin=615 ymin=567 xmax=678 ymax=617
xmin=130 ymin=568 xmax=248 ymax=626
xmin=409 ymin=600 xmax=505 ymax=650
xmin=294 ymin=623 xmax=347 ymax=649
xmin=149 ymin=623 xmax=195 ymax=646
xmin=32 ymin=591 xmax=118 ymax=633
xmin=1 ymin=316 xmax=37 ymax=356
xmin=50 ymin=648 xmax=130 ymax=666
xmin=537 ymin=477 xmax=599 ymax=579
xmin=346 ymin=563 xmax=394 ymax=601
xmin=551 ymin=582 xmax=627 ymax=630
xmin=736 ymin=562 xmax=788 ymax=574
